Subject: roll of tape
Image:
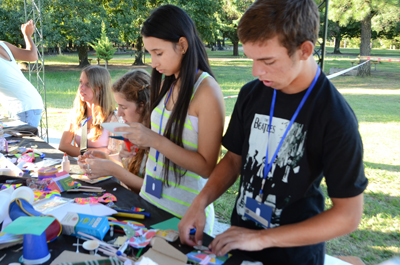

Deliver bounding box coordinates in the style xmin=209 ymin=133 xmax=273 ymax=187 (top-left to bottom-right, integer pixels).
xmin=11 ymin=186 xmax=35 ymax=204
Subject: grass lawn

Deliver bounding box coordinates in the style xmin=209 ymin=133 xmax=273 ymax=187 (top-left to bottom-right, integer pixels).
xmin=1 ymin=47 xmax=399 ymax=264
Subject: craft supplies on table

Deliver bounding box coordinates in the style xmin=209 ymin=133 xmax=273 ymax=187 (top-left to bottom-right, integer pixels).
xmin=61 ymin=212 xmax=110 ymax=240
xmin=71 ymin=173 xmax=113 ymax=184
xmin=38 ymin=166 xmax=58 ymax=180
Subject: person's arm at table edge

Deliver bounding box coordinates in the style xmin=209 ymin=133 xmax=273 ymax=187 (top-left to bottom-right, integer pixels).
xmin=210 ymin=193 xmax=364 ymax=256
xmin=59 ymin=129 xmax=81 ymax=157
xmin=178 ymin=150 xmax=242 ymax=246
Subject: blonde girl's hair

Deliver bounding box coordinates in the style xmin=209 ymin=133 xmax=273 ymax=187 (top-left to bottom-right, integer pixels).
xmin=112 ymin=69 xmax=151 ymax=176
xmin=70 ymin=65 xmax=116 ymax=141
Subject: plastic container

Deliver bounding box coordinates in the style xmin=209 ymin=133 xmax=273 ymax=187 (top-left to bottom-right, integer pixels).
xmin=37 ymin=167 xmax=58 ymax=180
xmin=61 ymin=153 xmax=70 ymax=173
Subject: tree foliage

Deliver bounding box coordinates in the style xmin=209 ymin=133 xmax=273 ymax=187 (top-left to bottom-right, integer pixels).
xmin=328 ymin=20 xmax=361 ymax=54
xmin=89 ymin=21 xmax=117 ymax=69
xmin=329 ymin=0 xmax=400 ymax=76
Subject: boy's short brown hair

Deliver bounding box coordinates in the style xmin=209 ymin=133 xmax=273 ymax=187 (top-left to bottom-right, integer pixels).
xmin=238 ymin=0 xmax=319 ymax=56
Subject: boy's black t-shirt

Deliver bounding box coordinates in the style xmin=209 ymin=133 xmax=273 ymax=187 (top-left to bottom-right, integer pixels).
xmin=222 ymin=72 xmax=368 ymax=264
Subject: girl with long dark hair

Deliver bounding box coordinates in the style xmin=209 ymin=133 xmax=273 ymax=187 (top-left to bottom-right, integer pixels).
xmin=115 ymin=5 xmax=225 ymax=234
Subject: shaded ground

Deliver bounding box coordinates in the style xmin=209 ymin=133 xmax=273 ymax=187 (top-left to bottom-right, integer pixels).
xmin=40 ymin=61 xmax=398 ymax=79
xmin=42 ymin=63 xmax=152 ymax=72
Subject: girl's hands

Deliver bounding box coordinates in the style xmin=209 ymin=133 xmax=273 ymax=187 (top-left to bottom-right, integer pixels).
xmin=114 ymin=122 xmax=161 ymax=149
xmin=78 ymin=151 xmax=110 ymax=178
xmin=119 ymin=141 xmax=137 ymax=160
xmin=83 ymin=158 xmax=114 ymax=179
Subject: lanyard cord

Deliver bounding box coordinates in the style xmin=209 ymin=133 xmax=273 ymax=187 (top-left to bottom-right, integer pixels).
xmin=153 ymin=69 xmax=200 ymax=173
xmin=259 ymin=67 xmax=321 ymax=198
xmin=154 ymin=83 xmax=174 ymax=172
xmin=82 ymin=116 xmax=92 ymax=127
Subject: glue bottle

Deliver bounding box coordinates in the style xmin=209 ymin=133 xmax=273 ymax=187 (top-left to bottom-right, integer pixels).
xmin=0 ymin=128 xmax=6 ymax=153
xmin=61 ymin=153 xmax=70 ymax=173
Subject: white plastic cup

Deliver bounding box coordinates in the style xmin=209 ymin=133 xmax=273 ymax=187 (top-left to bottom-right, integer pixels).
xmin=11 ymin=186 xmax=35 ymax=204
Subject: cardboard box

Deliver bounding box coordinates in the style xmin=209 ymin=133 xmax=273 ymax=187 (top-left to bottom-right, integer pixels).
xmin=61 ymin=212 xmax=109 ymax=240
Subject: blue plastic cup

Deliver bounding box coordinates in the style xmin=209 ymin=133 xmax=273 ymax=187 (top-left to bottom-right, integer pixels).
xmin=22 ymin=232 xmax=51 ymax=264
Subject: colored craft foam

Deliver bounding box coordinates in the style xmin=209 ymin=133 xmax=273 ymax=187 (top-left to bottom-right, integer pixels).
xmin=61 ymin=212 xmax=110 ymax=240
xmin=21 ymin=232 xmax=51 ymax=264
xmin=38 ymin=167 xmax=58 ymax=180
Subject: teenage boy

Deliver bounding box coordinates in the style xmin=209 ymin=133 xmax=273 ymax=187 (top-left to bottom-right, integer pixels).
xmin=178 ymin=0 xmax=368 ymax=264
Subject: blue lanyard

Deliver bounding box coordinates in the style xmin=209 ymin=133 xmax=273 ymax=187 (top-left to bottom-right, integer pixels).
xmin=153 ymin=69 xmax=199 ymax=173
xmin=154 ymin=83 xmax=174 ymax=172
xmin=260 ymin=67 xmax=321 ymax=198
xmin=82 ymin=116 xmax=92 ymax=127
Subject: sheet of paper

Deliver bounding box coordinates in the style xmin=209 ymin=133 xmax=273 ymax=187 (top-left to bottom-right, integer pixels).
xmin=150 ymin=217 xmax=181 ymax=231
xmin=46 ymin=203 xmax=92 ymax=221
xmin=100 ymin=122 xmax=129 ymax=137
xmin=90 ymin=203 xmax=117 ymax=216
xmin=3 ymin=216 xmax=55 ymax=235
xmin=46 ymin=202 xmax=117 ymax=221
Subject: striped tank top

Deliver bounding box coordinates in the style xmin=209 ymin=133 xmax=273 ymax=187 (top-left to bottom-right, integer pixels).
xmin=139 ymin=72 xmax=215 ymax=235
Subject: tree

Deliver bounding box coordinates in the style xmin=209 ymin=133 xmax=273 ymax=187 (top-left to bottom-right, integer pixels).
xmin=102 ymin=0 xmax=222 ymax=65
xmin=174 ymin=0 xmax=223 ymax=44
xmin=0 ymin=0 xmax=27 ymax=46
xmin=218 ymin=0 xmax=253 ymax=56
xmin=44 ymin=0 xmax=105 ymax=67
xmin=328 ymin=20 xmax=361 ymax=54
xmin=329 ymin=0 xmax=400 ymax=76
xmin=89 ymin=21 xmax=117 ymax=69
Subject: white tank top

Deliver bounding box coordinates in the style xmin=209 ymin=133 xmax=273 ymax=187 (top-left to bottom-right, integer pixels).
xmin=140 ymin=72 xmax=215 ymax=235
xmin=0 ymin=42 xmax=43 ymax=117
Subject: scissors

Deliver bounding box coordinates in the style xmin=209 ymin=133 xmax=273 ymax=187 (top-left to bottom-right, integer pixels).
xmin=109 ymin=136 xmax=136 ymax=152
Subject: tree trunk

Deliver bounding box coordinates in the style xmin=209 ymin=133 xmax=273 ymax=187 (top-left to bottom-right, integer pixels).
xmin=217 ymin=40 xmax=222 ymax=50
xmin=233 ymin=41 xmax=239 ymax=56
xmin=333 ymin=36 xmax=342 ymax=54
xmin=78 ymin=43 xmax=90 ymax=68
xmin=105 ymin=60 xmax=108 ymax=69
xmin=358 ymin=14 xmax=372 ymax=77
xmin=58 ymin=46 xmax=62 ymax=55
xmin=133 ymin=36 xmax=144 ymax=65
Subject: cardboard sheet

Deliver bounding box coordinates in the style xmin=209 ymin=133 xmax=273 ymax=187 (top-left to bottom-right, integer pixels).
xmin=141 ymin=237 xmax=187 ymax=265
xmin=50 ymin=250 xmax=105 ymax=265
